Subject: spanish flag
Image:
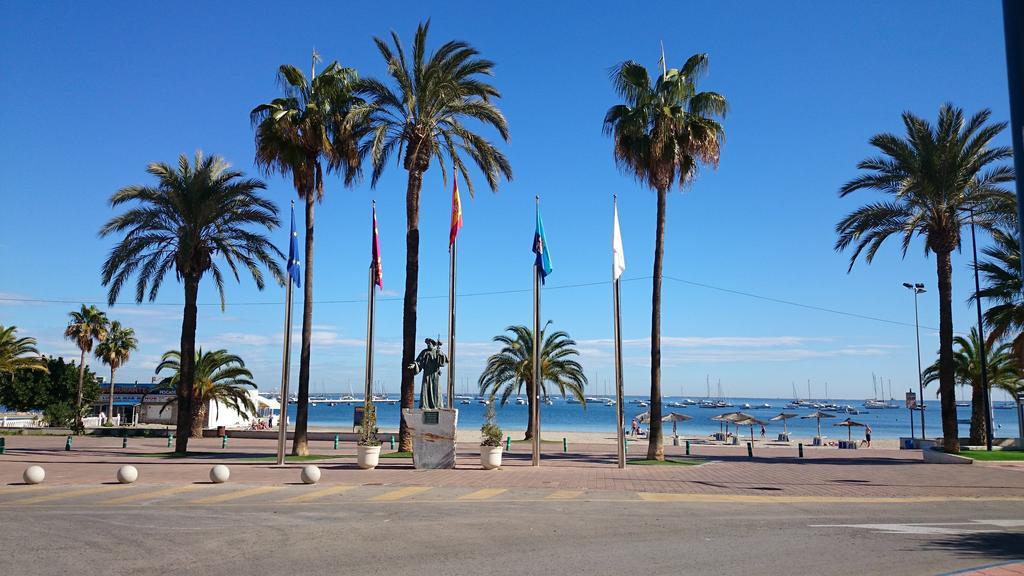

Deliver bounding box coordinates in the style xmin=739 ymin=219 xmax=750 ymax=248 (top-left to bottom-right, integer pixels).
xmin=371 ymin=202 xmax=383 ymax=289
xmin=449 ymin=171 xmax=462 ymax=250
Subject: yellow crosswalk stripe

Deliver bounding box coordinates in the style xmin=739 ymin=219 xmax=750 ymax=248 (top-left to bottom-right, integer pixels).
xmin=546 ymin=490 xmax=583 ymax=500
xmin=189 ymin=486 xmax=281 ymax=505
xmin=102 ymin=484 xmax=202 ymax=505
xmin=4 ymin=485 xmax=124 ymax=506
xmin=371 ymin=486 xmax=431 ymax=501
xmin=457 ymin=488 xmax=507 ymax=501
xmin=280 ymin=485 xmax=355 ymax=504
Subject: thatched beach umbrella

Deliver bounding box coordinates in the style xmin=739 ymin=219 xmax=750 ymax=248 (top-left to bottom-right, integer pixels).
xmin=662 ymin=412 xmax=692 ymax=436
xmin=711 ymin=411 xmax=744 ymax=435
xmin=800 ymin=410 xmax=835 ymax=438
xmin=769 ymin=412 xmax=799 ymax=435
xmin=833 ymin=418 xmax=866 ymax=442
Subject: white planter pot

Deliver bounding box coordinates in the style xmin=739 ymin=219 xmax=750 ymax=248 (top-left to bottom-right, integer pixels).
xmin=480 ymin=445 xmax=503 ymax=469
xmin=357 ymin=444 xmax=381 ymax=469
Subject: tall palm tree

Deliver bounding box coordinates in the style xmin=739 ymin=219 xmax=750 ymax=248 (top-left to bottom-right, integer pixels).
xmin=603 ymin=53 xmax=727 ymax=460
xmin=0 ymin=325 xmax=48 ymax=379
xmin=922 ymin=327 xmax=1020 ymax=444
xmin=154 ymin=348 xmax=258 ymax=438
xmin=64 ymin=305 xmax=109 ymax=432
xmin=250 ymin=53 xmax=364 ymax=456
xmin=835 ymin=105 xmax=1015 ymax=452
xmin=478 ymin=323 xmax=587 ymax=440
xmin=94 ymin=320 xmax=138 ymax=425
xmin=352 ymin=20 xmax=512 ymax=451
xmin=99 ymin=152 xmax=281 ymax=453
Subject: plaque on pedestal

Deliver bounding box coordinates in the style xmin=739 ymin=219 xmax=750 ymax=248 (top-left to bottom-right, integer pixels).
xmin=402 ymin=408 xmax=458 ymax=469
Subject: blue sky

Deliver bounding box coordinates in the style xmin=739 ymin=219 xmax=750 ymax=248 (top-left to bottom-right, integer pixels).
xmin=0 ymin=1 xmax=1017 ymax=401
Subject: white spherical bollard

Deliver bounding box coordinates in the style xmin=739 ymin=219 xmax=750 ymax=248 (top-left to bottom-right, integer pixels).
xmin=209 ymin=464 xmax=230 ymax=484
xmin=300 ymin=465 xmax=321 ymax=484
xmin=23 ymin=465 xmax=45 ymax=485
xmin=117 ymin=465 xmax=138 ymax=484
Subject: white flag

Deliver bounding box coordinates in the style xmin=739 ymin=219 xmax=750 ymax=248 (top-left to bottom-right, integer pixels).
xmin=612 ymin=200 xmax=626 ymax=280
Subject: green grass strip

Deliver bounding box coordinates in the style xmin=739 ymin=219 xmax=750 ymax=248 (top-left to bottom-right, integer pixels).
xmin=627 ymin=458 xmax=703 ymax=466
xmin=960 ymin=449 xmax=1024 ymax=461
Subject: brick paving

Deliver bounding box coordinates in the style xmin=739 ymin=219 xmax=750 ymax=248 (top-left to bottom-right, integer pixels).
xmin=951 ymin=562 xmax=1024 ymax=575
xmin=2 ymin=434 xmax=1023 ymax=499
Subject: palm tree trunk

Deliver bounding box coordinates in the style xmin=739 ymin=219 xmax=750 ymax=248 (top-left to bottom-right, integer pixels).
xmin=190 ymin=399 xmax=206 ymax=439
xmin=970 ymin=380 xmax=986 ymax=445
xmin=936 ymin=249 xmax=960 ymax=452
xmin=75 ymin=348 xmax=86 ymax=433
xmin=108 ymin=367 xmax=116 ymax=426
xmin=175 ymin=274 xmax=199 ymax=454
xmin=398 ymin=169 xmax=424 ymax=452
xmin=647 ymin=187 xmax=667 ymax=461
xmin=292 ymin=189 xmax=315 ymax=457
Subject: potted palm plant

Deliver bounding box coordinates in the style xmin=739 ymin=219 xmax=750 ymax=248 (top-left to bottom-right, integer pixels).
xmin=480 ymin=401 xmax=503 ymax=469
xmin=357 ymin=399 xmax=381 ymax=469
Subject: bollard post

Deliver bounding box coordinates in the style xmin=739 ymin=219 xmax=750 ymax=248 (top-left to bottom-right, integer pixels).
xmin=221 ymin=434 xmax=227 ymax=449
xmin=624 ymin=438 xmax=629 ymax=454
xmin=65 ymin=435 xmax=72 ymax=451
xmin=334 ymin=434 xmax=339 ymax=450
xmin=390 ymin=435 xmax=395 ymax=451
xmin=0 ymin=437 xmax=6 ymax=455
xmin=685 ymin=440 xmax=690 ymax=456
xmin=746 ymin=442 xmax=753 ymax=458
xmin=122 ymin=435 xmax=128 ymax=449
xmin=798 ymin=443 xmax=804 ymax=458
xmin=167 ymin=433 xmax=173 ymax=448
xmin=505 ymin=436 xmax=511 ymax=451
xmin=563 ymin=437 xmax=567 ymax=453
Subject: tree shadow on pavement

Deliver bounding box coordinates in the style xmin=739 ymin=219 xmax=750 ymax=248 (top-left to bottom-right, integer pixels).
xmin=920 ymin=532 xmax=1024 ymax=561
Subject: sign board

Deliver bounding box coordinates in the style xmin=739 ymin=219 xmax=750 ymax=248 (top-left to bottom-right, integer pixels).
xmin=905 ymin=391 xmax=917 ymax=409
xmin=353 ymin=406 xmax=364 ymax=429
xmin=423 ymin=411 xmax=439 ymax=425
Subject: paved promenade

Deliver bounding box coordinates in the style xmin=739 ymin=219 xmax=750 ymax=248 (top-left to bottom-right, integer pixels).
xmin=2 ymin=435 xmax=1022 ymax=500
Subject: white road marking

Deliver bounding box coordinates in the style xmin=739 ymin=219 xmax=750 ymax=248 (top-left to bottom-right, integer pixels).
xmin=809 ymin=520 xmax=1023 ymax=535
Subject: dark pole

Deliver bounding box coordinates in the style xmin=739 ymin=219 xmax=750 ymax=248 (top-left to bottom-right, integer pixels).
xmin=909 ymin=389 xmax=916 ymax=440
xmin=532 ymin=197 xmax=542 ymax=467
xmin=969 ymin=208 xmax=994 ymax=450
xmin=447 ymin=239 xmax=456 ymax=409
xmin=1002 ymin=1 xmax=1024 ymax=271
xmin=612 ymin=196 xmax=626 ymax=469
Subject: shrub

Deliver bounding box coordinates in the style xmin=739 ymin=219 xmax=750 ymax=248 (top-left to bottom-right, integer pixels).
xmin=358 ymin=400 xmax=380 ymax=447
xmin=480 ymin=401 xmax=502 ymax=447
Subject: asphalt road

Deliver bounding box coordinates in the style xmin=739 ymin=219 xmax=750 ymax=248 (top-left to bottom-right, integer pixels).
xmin=2 ymin=487 xmax=1022 ymax=576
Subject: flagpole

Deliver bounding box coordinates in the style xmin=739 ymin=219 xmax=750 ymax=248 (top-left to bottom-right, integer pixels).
xmin=276 ymin=201 xmax=297 ymax=467
xmin=532 ymin=196 xmax=542 ymax=467
xmin=613 ymin=196 xmax=626 ymax=469
xmin=365 ymin=201 xmax=378 ymax=404
xmin=447 ymin=238 xmax=456 ymax=409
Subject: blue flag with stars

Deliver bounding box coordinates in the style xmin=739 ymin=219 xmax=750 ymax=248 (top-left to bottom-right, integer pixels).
xmin=533 ymin=202 xmax=553 ymax=283
xmin=287 ymin=203 xmax=301 ymax=288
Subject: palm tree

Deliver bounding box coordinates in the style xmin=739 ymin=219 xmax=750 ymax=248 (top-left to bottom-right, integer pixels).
xmin=0 ymin=325 xmax=48 ymax=379
xmin=352 ymin=21 xmax=512 ymax=452
xmin=478 ymin=323 xmax=587 ymax=440
xmin=250 ymin=53 xmax=364 ymax=456
xmin=154 ymin=349 xmax=258 ymax=438
xmin=975 ymin=227 xmax=1024 ymax=360
xmin=94 ymin=320 xmax=138 ymax=425
xmin=603 ymin=53 xmax=727 ymax=460
xmin=99 ymin=152 xmax=281 ymax=453
xmin=835 ymin=105 xmax=1015 ymax=453
xmin=64 ymin=305 xmax=109 ymax=432
xmin=922 ymin=327 xmax=1020 ymax=444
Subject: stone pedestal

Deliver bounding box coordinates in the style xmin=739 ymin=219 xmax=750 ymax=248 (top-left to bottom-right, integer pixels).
xmin=402 ymin=408 xmax=458 ymax=469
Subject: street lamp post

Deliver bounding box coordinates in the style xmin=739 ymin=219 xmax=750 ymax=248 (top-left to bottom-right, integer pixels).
xmin=904 ymin=282 xmax=927 ymax=439
xmin=968 ymin=207 xmax=994 ymax=451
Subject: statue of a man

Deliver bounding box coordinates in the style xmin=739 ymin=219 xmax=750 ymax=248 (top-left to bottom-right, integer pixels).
xmin=408 ymin=338 xmax=448 ymax=410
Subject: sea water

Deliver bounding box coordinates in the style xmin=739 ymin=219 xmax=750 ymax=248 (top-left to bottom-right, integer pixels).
xmin=284 ymin=396 xmax=1018 ymax=440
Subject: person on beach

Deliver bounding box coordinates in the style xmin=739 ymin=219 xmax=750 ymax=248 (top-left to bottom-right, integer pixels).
xmin=760 ymin=425 xmax=766 ymax=439
xmin=862 ymin=425 xmax=872 ymax=447
xmin=631 ymin=419 xmax=638 ymax=437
